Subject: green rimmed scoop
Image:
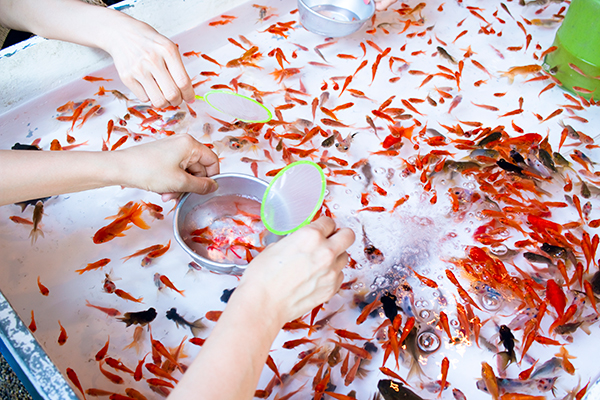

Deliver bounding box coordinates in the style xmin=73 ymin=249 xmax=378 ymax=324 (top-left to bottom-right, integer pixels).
xmin=261 ymin=161 xmax=326 ymax=235
xmin=544 ymin=0 xmax=600 ymax=99
xmin=195 ymin=89 xmax=272 ymax=123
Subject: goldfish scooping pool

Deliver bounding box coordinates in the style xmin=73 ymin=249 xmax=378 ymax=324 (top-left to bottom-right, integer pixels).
xmin=1 ymin=0 xmax=600 ymax=399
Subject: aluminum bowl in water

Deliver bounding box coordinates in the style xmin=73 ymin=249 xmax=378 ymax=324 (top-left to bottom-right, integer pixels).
xmin=173 ymin=173 xmax=282 ymax=275
xmin=298 ymin=0 xmax=375 ymax=37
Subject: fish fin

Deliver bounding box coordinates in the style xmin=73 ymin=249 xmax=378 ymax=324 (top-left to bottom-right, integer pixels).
xmin=407 ymin=357 xmax=425 ymax=380
xmin=129 ymin=210 xmax=150 ymax=230
xmin=191 ymin=319 xmax=207 ymax=337
xmin=497 ymin=351 xmax=512 ymax=372
xmin=29 ymin=228 xmax=44 ymax=244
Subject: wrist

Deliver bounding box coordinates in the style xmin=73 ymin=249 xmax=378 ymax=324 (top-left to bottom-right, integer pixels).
xmin=231 ymin=279 xmax=288 ymax=331
xmin=90 ymin=8 xmax=137 ymax=54
xmin=99 ymin=150 xmax=128 ymax=188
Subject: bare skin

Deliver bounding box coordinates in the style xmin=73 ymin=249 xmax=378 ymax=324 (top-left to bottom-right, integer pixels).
xmin=374 ymin=0 xmax=399 ymax=11
xmin=169 ymin=217 xmax=355 ymax=400
xmin=0 ymin=134 xmax=218 ymax=206
xmin=0 ymin=0 xmax=194 ymax=108
xmin=1 ymin=133 xmax=355 ymax=400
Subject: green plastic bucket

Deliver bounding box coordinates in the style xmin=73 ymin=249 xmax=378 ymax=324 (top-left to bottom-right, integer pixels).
xmin=544 ymin=0 xmax=600 ymax=100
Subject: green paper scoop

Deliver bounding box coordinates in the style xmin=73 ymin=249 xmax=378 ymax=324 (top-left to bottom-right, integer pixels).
xmin=195 ymin=89 xmax=272 ymax=123
xmin=261 ymin=161 xmax=326 ymax=235
xmin=544 ymin=0 xmax=600 ymax=99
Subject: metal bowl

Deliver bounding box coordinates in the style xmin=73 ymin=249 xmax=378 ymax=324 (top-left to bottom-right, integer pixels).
xmin=298 ymin=0 xmax=375 ymax=37
xmin=173 ymin=173 xmax=282 ymax=275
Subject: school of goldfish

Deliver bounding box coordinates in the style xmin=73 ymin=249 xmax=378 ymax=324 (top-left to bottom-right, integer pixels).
xmin=3 ymin=0 xmax=600 ymax=399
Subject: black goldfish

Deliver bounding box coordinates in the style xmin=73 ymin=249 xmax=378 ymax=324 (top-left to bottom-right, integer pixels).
xmin=165 ymin=307 xmax=206 ymax=336
xmin=380 ymin=292 xmax=398 ymax=324
xmin=118 ymin=307 xmax=157 ymax=327
xmin=378 ymin=379 xmax=425 ymax=400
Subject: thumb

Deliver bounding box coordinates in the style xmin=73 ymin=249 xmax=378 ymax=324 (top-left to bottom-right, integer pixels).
xmin=182 ymin=176 xmax=219 ymax=195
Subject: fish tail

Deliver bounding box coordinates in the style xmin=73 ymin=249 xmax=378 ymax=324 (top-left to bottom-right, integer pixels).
xmin=497 ymin=351 xmax=514 ymax=372
xmin=129 ymin=205 xmax=150 ymax=230
xmin=407 ymin=358 xmax=425 ymax=380
xmin=191 ymin=319 xmax=207 ymax=337
xmin=29 ymin=228 xmax=44 ymax=244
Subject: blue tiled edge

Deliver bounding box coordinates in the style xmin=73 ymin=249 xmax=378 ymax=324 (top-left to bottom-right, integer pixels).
xmin=0 ymin=291 xmax=78 ymax=400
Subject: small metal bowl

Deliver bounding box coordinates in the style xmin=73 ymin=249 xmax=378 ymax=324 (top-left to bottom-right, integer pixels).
xmin=173 ymin=173 xmax=282 ymax=275
xmin=298 ymin=0 xmax=375 ymax=37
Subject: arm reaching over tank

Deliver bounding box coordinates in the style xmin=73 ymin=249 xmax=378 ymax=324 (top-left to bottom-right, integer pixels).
xmin=0 ymin=134 xmax=219 ymax=206
xmin=0 ymin=0 xmax=194 ymax=108
xmin=168 ymin=217 xmax=355 ymax=400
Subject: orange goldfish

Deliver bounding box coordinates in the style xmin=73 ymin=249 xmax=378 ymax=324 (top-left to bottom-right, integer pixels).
xmin=37 ymin=276 xmax=49 ymax=296
xmin=75 ymin=258 xmax=111 ymax=274
xmin=159 ymin=274 xmax=185 ymax=296
xmin=58 ymin=320 xmax=68 ymax=345
xmin=66 ymin=368 xmax=87 ymax=400
xmin=93 ymin=203 xmax=149 ymax=244
xmin=500 ymin=65 xmax=542 ymax=83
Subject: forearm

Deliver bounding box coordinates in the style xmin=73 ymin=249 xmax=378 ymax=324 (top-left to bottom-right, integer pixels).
xmin=0 ymin=150 xmax=119 ymax=206
xmin=0 ymin=0 xmax=134 ymax=52
xmin=169 ymin=282 xmax=284 ymax=400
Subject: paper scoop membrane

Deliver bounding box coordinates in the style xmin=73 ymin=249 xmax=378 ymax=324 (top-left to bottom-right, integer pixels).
xmin=198 ymin=90 xmax=272 ymax=123
xmin=261 ymin=161 xmax=326 ymax=235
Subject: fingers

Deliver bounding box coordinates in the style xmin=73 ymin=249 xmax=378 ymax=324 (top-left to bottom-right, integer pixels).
xmin=307 ymin=216 xmax=336 ymax=238
xmin=306 ymin=217 xmax=355 ymax=256
xmin=333 ymin=251 xmax=350 ymax=272
xmin=189 ymin=142 xmax=220 ymax=177
xmin=152 ymin=65 xmax=183 ymax=108
xmin=183 ymin=176 xmax=219 ymax=195
xmin=375 ymin=0 xmax=397 ymax=11
xmin=195 ymin=150 xmax=220 ymax=177
xmin=328 ymin=227 xmax=356 ymax=255
xmin=164 ymin=49 xmax=195 ymax=104
xmin=161 ymin=192 xmax=179 ymax=202
xmin=124 ymin=77 xmax=150 ymax=104
xmin=132 ymin=52 xmax=193 ymax=108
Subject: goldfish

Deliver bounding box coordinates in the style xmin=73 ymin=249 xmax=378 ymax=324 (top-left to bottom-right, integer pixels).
xmin=9 ymin=216 xmax=33 ymax=225
xmin=378 ymin=379 xmax=423 ymax=400
xmin=29 ymin=200 xmax=44 ymax=243
xmin=380 ymin=292 xmax=398 ymax=324
xmin=145 ymin=363 xmax=179 ymax=383
xmin=114 ymin=289 xmax=144 ymax=303
xmin=37 ymin=276 xmax=49 ymax=296
xmin=85 ymin=300 xmax=120 ymax=317
xmin=66 ymin=368 xmax=87 ymax=400
xmin=122 ymin=244 xmax=163 ymax=262
xmin=481 ymin=362 xmax=500 ymax=400
xmin=99 ymin=361 xmax=124 ymax=384
xmin=93 ymin=203 xmax=149 ymax=244
xmin=125 ymin=388 xmax=148 ymax=400
xmin=58 ymin=320 xmax=68 ymax=345
xmin=498 ymin=325 xmax=517 ymax=370
xmin=478 ymin=376 xmax=558 ymax=395
xmin=500 ymin=65 xmax=543 ymax=83
xmin=165 ymin=307 xmax=206 ymax=336
xmin=118 ymin=308 xmax=157 ymax=327
xmin=94 ymin=337 xmax=110 ymax=362
xmin=362 ymin=226 xmax=384 ymax=264
xmin=141 ymin=241 xmax=171 ymax=267
xmin=105 ymin=357 xmax=135 ymax=375
xmin=75 ymin=258 xmax=111 ymax=274
xmin=28 ymin=310 xmax=36 ymax=332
